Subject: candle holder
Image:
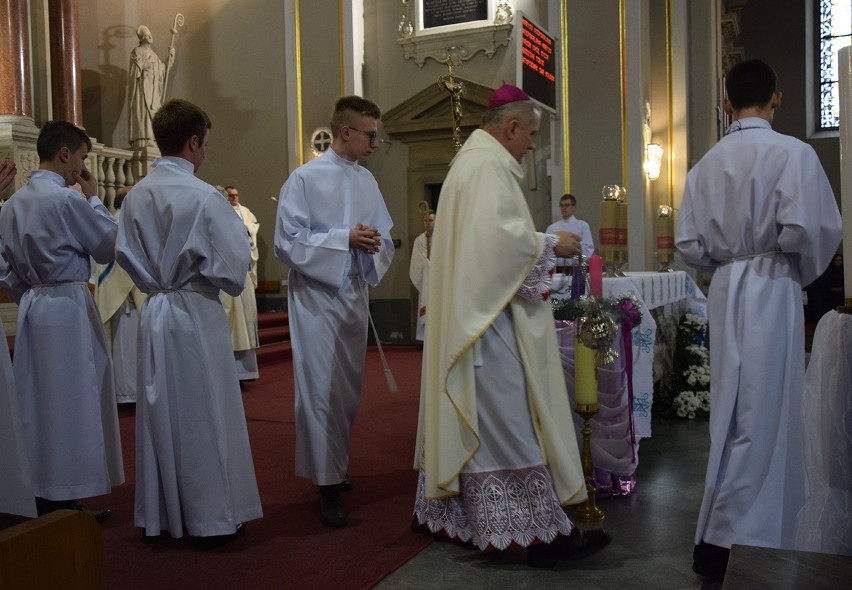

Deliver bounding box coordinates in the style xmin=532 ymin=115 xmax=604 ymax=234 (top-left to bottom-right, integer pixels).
xmin=571 ymin=403 xmax=605 ymax=523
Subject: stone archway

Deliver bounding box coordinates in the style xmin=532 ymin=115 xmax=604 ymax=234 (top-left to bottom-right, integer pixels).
xmin=382 ymin=78 xmax=493 ymax=342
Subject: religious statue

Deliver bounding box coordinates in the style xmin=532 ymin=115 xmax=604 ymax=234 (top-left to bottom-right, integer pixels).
xmin=128 ymin=15 xmax=183 ymax=149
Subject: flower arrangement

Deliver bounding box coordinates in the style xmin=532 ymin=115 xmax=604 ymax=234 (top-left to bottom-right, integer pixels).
xmin=655 ymin=313 xmax=710 ymax=419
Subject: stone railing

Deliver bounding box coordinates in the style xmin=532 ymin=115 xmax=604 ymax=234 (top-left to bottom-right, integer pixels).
xmin=92 ymin=144 xmax=158 ymax=212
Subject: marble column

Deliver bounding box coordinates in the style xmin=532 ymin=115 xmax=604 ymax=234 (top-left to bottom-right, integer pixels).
xmin=48 ymin=0 xmax=83 ymax=126
xmin=0 ymin=0 xmax=33 ymax=119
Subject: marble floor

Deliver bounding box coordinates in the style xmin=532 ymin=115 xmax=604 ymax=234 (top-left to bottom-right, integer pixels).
xmin=377 ymin=417 xmax=722 ymax=590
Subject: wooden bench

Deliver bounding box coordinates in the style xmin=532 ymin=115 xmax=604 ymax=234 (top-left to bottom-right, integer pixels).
xmin=0 ymin=510 xmax=102 ymax=589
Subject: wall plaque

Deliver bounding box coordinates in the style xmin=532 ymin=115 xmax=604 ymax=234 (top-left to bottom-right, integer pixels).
xmin=422 ymin=0 xmax=488 ymax=30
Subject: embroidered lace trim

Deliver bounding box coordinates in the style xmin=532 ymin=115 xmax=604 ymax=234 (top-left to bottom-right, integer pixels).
xmin=413 ymin=464 xmax=573 ymax=550
xmin=516 ymin=234 xmax=559 ymax=302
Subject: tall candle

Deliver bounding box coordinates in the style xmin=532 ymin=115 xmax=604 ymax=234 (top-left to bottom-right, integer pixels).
xmin=599 ymin=200 xmax=620 ymax=265
xmin=574 ymin=338 xmax=598 ymax=405
xmin=589 ymin=255 xmax=603 ymax=297
xmin=655 ymin=212 xmax=675 ymax=263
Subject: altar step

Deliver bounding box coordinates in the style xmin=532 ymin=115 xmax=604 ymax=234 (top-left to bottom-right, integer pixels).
xmin=256 ymin=311 xmax=292 ymax=365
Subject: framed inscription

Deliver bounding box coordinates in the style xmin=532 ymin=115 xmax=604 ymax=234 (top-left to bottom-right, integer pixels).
xmin=421 ymin=0 xmax=489 ymax=31
xmin=399 ymin=0 xmax=514 ymax=67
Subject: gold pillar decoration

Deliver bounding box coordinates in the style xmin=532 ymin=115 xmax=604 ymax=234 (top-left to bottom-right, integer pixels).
xmin=0 ymin=0 xmax=33 ymax=118
xmin=48 ymin=0 xmax=83 ymax=126
xmin=437 ymin=49 xmax=464 ymax=155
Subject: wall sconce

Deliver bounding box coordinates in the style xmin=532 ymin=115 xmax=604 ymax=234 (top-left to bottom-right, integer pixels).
xmin=644 ymin=143 xmax=663 ymax=180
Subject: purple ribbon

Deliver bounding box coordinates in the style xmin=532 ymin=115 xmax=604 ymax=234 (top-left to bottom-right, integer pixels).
xmin=620 ymin=311 xmax=638 ymax=464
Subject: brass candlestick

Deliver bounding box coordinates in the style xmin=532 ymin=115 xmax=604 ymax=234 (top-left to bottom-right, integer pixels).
xmin=572 ymin=402 xmax=605 ymax=523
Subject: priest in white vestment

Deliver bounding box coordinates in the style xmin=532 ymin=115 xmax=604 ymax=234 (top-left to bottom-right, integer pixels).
xmin=0 ymin=122 xmax=123 ymax=519
xmin=408 ymin=206 xmax=434 ymax=341
xmin=96 ymin=187 xmax=145 ymax=403
xmin=675 ymin=60 xmax=843 ymax=582
xmin=116 ymin=99 xmax=262 ymax=544
xmin=220 ymin=185 xmax=260 ymax=381
xmin=0 ymin=160 xmax=36 ymax=518
xmin=412 ymin=85 xmax=609 ymax=568
xmin=275 ymin=96 xmax=394 ymax=527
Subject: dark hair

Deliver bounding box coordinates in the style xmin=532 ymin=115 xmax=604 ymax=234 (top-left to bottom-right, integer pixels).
xmin=330 ymin=96 xmax=381 ymax=137
xmin=152 ymin=99 xmax=212 ymax=155
xmin=36 ymin=120 xmax=92 ymax=161
xmin=725 ymin=59 xmax=777 ymax=110
xmin=560 ymin=193 xmax=576 ymax=206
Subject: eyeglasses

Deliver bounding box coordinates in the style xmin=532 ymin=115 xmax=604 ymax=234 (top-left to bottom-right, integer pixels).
xmin=347 ymin=126 xmax=379 ymax=144
xmin=560 ymin=204 xmax=576 ymax=208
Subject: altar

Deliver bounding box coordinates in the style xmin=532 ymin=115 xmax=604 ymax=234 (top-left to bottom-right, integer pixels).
xmin=554 ymin=271 xmax=707 ymax=491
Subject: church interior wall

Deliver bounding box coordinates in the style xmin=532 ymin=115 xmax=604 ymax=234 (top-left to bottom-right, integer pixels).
xmin=565 ymin=0 xmax=626 ymax=257
xmin=77 ymin=0 xmax=289 ymax=288
xmin=55 ymin=0 xmax=840 ymax=336
xmin=361 ymin=0 xmax=553 ymax=304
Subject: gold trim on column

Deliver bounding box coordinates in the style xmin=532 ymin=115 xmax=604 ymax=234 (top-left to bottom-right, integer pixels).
xmin=561 ymin=0 xmax=570 ymax=191
xmin=666 ymin=0 xmax=674 ymax=207
xmin=339 ymin=0 xmax=345 ymax=95
xmin=619 ymin=0 xmax=628 ymax=192
xmin=295 ymin=0 xmax=305 ymax=165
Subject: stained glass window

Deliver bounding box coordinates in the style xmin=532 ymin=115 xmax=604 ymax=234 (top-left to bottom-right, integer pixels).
xmin=818 ymin=0 xmax=852 ymax=129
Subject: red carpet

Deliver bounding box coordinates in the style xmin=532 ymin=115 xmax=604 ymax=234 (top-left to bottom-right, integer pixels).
xmin=95 ymin=346 xmax=431 ymax=590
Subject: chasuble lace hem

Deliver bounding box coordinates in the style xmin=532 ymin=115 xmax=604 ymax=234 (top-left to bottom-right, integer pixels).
xmin=413 ymin=464 xmax=573 ymax=551
xmin=516 ymin=234 xmax=559 ymax=302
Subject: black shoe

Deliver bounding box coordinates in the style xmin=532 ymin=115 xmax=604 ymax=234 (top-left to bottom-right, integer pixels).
xmin=84 ymin=508 xmax=112 ymax=524
xmin=564 ymin=528 xmax=611 ymax=561
xmin=35 ymin=497 xmax=111 ymax=524
xmin=526 ymin=541 xmax=564 ymax=568
xmin=339 ymin=473 xmax=353 ymax=492
xmin=191 ymin=523 xmax=246 ymax=552
xmin=320 ymin=485 xmax=346 ymax=527
xmin=527 ymin=528 xmax=611 ymax=567
xmin=142 ymin=532 xmax=163 ymax=544
xmin=692 ymin=541 xmax=729 ymax=582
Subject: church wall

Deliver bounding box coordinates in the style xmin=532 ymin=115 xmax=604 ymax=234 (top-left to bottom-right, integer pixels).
xmin=67 ymin=0 xmax=837 ymax=335
xmin=77 ymin=0 xmax=289 ymax=288
xmin=565 ymin=0 xmax=626 ymax=258
xmin=362 ymin=0 xmax=551 ymax=304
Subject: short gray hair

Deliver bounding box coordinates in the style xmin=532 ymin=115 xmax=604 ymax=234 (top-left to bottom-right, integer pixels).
xmin=481 ymin=100 xmax=541 ymax=127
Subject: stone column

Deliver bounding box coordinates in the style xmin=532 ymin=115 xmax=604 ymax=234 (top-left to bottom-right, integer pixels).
xmin=48 ymin=0 xmax=83 ymax=126
xmin=0 ymin=0 xmax=33 ymax=119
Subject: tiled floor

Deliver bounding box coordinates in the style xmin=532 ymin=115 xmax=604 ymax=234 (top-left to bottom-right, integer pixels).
xmin=377 ymin=417 xmax=723 ymax=590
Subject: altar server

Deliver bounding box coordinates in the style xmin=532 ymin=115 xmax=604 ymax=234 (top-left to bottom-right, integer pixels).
xmin=0 ymin=122 xmax=122 ymax=520
xmin=0 ymin=160 xmax=36 ymax=518
xmin=412 ymin=84 xmax=609 ymax=568
xmin=408 ymin=204 xmax=434 ymax=341
xmin=275 ymin=95 xmax=394 ymax=527
xmin=116 ymin=98 xmax=262 ymax=544
xmin=676 ymin=59 xmax=842 ymax=582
